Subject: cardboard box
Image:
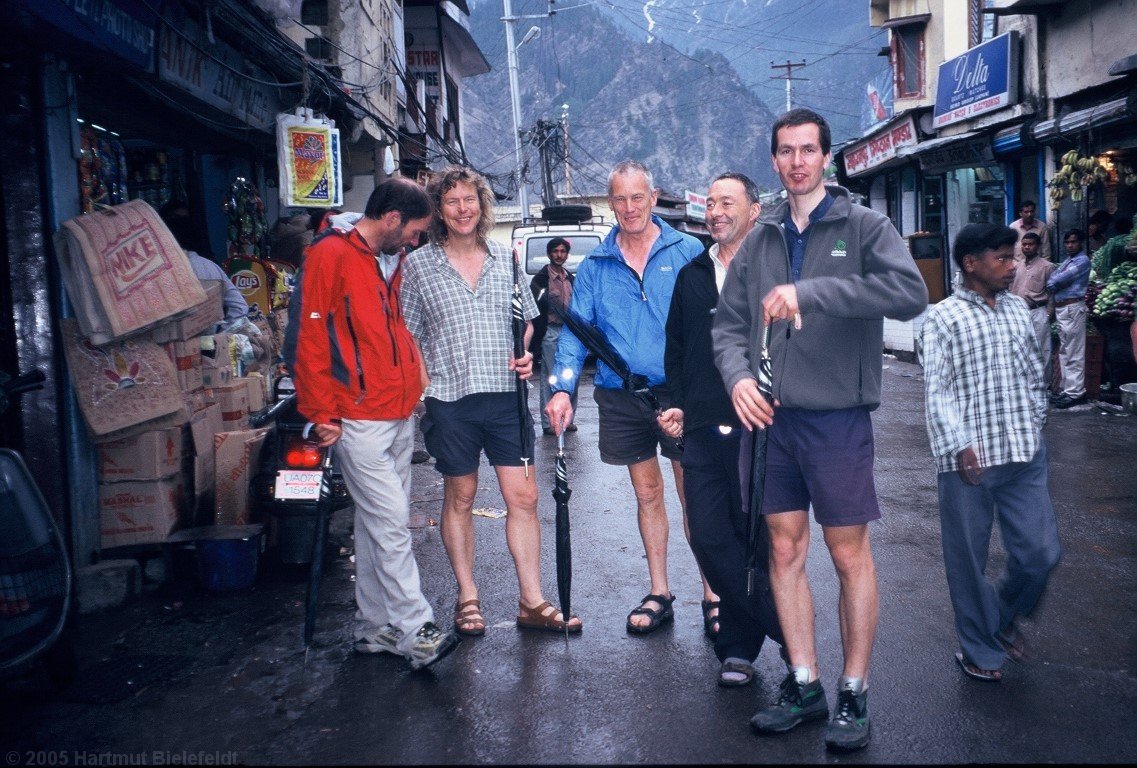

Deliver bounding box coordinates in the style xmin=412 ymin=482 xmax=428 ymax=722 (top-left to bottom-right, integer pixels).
xmin=150 ymin=280 xmax=225 ymax=343
xmin=164 ymin=337 xmax=203 ymax=393
xmin=232 ymin=375 xmax=266 ymax=414
xmin=99 ymin=475 xmax=186 ymax=548
xmin=182 ymin=388 xmax=206 ymax=417
xmin=186 ymin=403 xmax=222 ymax=525
xmin=214 ymin=428 xmax=269 ymax=525
xmin=206 ymin=384 xmax=249 ymax=431
xmin=200 ymin=333 xmax=233 ymax=388
xmin=97 ymin=427 xmax=182 ymax=482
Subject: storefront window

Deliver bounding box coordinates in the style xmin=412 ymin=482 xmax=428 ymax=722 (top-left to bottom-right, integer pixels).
xmin=951 ymin=166 xmax=1006 ymax=226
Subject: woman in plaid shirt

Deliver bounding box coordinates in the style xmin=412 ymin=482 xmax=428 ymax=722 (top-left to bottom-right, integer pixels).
xmin=919 ymin=222 xmax=1061 ymax=683
xmin=401 ymin=166 xmax=582 ymax=638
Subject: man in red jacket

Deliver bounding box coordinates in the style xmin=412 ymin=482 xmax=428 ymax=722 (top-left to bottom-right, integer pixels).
xmin=293 ymin=178 xmax=459 ymax=671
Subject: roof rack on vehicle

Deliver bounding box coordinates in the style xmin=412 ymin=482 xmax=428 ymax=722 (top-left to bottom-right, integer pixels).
xmin=540 ymin=204 xmax=593 ymax=224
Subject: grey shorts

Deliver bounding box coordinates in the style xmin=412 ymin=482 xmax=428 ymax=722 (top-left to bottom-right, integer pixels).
xmin=594 ymin=385 xmax=682 ymax=465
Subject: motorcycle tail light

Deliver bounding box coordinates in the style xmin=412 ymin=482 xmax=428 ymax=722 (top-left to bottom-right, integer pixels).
xmin=283 ymin=436 xmax=322 ymax=468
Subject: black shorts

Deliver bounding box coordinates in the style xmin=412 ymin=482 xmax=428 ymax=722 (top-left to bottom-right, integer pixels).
xmin=594 ymin=385 xmax=682 ymax=465
xmin=421 ymin=392 xmax=534 ymax=476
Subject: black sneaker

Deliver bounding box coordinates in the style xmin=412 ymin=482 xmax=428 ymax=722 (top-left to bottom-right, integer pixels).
xmin=750 ymin=673 xmax=828 ymax=734
xmin=825 ymin=688 xmax=871 ymax=752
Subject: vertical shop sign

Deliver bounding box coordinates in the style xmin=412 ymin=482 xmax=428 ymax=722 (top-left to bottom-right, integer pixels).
xmin=276 ymin=111 xmax=342 ymax=208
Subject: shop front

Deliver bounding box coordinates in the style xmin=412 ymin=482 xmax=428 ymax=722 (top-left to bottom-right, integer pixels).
xmin=2 ymin=0 xmax=353 ymax=570
xmin=1033 ymin=86 xmax=1137 ymax=395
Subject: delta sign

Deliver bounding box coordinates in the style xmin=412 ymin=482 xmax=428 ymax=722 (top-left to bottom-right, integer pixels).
xmin=933 ymin=32 xmax=1019 ymax=129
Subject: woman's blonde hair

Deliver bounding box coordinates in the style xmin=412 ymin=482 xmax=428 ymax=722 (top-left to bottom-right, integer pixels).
xmin=426 ymin=165 xmax=497 ymax=246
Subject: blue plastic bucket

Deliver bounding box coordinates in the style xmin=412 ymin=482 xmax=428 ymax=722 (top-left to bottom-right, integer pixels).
xmin=171 ymin=525 xmax=263 ymax=592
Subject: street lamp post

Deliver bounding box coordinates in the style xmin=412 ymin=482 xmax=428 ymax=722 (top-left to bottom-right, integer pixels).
xmin=503 ymin=0 xmax=542 ymax=223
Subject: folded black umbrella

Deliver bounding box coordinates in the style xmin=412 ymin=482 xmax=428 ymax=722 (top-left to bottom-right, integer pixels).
xmin=552 ymin=431 xmax=573 ymax=644
xmin=548 ymin=296 xmax=662 ymax=413
xmin=511 ymin=254 xmax=534 ymax=476
xmin=745 ymin=323 xmax=775 ymax=596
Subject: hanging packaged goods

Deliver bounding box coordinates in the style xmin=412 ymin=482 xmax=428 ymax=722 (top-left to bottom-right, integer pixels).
xmin=276 ymin=110 xmax=343 ymax=209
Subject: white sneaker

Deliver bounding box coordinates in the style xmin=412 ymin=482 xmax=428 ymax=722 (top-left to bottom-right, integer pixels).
xmin=354 ymin=624 xmax=404 ymax=655
xmin=406 ymin=622 xmax=460 ymax=670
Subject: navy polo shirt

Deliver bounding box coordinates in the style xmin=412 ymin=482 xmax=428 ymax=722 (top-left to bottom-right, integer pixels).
xmin=783 ymin=192 xmax=834 ymax=283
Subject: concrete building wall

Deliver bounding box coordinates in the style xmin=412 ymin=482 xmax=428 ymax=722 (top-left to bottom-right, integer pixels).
xmin=1042 ymin=0 xmax=1137 ymax=100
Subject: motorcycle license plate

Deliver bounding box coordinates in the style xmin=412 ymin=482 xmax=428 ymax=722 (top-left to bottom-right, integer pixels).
xmin=275 ymin=470 xmax=323 ymax=500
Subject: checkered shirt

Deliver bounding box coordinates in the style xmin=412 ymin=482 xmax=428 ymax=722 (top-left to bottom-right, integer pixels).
xmin=918 ymin=287 xmax=1047 ymax=474
xmin=401 ymin=239 xmax=538 ymax=402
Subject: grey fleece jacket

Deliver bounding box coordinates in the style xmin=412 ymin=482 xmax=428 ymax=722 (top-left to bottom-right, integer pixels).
xmin=712 ymin=185 xmax=928 ymax=411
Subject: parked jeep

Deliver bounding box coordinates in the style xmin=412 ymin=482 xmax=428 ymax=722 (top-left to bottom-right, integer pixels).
xmin=511 ymin=205 xmax=612 ymax=276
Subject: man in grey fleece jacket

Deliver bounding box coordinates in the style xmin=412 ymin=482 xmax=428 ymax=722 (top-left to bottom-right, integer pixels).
xmin=712 ymin=109 xmax=927 ymax=752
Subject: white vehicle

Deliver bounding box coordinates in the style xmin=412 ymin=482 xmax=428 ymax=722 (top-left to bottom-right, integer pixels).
xmin=512 ymin=205 xmax=613 ymax=276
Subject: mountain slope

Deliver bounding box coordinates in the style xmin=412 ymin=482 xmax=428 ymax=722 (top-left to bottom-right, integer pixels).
xmin=462 ymin=1 xmax=780 ymax=197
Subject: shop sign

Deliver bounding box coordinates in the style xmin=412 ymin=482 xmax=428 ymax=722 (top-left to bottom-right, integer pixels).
xmin=843 ymin=115 xmax=918 ymax=177
xmin=158 ymin=16 xmax=280 ymax=129
xmin=14 ymin=0 xmax=156 ymax=70
xmin=918 ymin=138 xmax=995 ymax=174
xmin=685 ymin=190 xmax=706 ymax=222
xmin=933 ymin=32 xmax=1019 ymax=129
xmin=407 ymin=47 xmax=442 ymax=98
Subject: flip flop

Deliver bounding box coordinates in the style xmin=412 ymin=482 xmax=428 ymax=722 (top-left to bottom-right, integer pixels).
xmin=996 ymin=626 xmax=1030 ymax=663
xmin=955 ymin=652 xmax=1002 ymax=682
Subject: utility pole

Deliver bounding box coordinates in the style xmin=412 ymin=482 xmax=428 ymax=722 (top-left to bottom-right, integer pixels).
xmin=533 ymin=119 xmax=559 ymax=207
xmin=561 ymin=103 xmax=571 ymax=197
xmin=502 ymin=0 xmax=552 ymax=223
xmin=770 ymin=60 xmax=808 ymax=113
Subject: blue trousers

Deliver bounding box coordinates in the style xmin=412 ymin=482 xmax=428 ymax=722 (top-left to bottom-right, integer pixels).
xmin=539 ymin=324 xmax=576 ymax=429
xmin=682 ymin=426 xmax=784 ymax=663
xmin=937 ymin=440 xmax=1061 ymax=669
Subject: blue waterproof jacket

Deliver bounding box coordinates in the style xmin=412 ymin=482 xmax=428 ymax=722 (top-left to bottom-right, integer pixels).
xmin=552 ymin=215 xmax=702 ymax=393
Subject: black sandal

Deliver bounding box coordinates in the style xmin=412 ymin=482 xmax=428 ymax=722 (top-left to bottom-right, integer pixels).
xmin=626 ymin=593 xmax=675 ymax=635
xmin=718 ymin=657 xmax=754 ymax=687
xmin=701 ymin=599 xmax=721 ymax=640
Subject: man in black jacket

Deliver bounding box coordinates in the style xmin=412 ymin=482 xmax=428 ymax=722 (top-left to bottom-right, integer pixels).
xmin=531 ymin=237 xmax=578 ymax=434
xmin=658 ymin=172 xmax=786 ymax=687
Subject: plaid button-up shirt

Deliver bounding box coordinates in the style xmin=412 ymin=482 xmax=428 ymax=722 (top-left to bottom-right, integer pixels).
xmin=401 ymin=239 xmax=539 ymax=402
xmin=918 ymin=287 xmax=1047 ymax=474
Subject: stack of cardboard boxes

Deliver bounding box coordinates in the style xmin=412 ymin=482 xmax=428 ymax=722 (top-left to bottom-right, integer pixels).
xmin=97 ymin=280 xmax=280 ymax=551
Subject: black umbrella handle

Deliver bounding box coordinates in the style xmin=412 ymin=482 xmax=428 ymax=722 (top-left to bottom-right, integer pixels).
xmin=304 ymin=445 xmax=335 ymax=646
xmin=511 ymin=253 xmax=533 ymax=475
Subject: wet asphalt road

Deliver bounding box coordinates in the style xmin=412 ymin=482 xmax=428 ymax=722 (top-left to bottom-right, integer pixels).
xmin=2 ymin=357 xmax=1136 ymax=764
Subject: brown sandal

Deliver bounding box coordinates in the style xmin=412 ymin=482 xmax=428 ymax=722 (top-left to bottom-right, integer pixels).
xmin=454 ymin=599 xmax=486 ymax=636
xmin=516 ymin=600 xmax=582 ymax=634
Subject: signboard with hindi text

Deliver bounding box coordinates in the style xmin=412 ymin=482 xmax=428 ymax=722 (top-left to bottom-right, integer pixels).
xmin=842 ymin=115 xmax=918 ymax=178
xmin=685 ymin=190 xmax=707 ymax=222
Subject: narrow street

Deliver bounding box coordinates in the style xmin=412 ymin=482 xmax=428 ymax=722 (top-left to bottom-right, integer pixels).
xmin=3 ymin=357 xmax=1135 ymax=765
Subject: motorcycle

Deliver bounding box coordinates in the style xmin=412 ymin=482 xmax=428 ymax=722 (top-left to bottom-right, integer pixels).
xmin=249 ymin=375 xmax=351 ymax=568
xmin=0 ymin=370 xmax=77 ymax=689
